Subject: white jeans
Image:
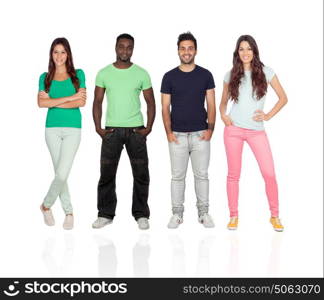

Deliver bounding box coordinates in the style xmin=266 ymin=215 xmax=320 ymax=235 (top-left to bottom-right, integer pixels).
xmin=168 ymin=130 xmax=210 ymax=217
xmin=43 ymin=127 xmax=81 ymax=214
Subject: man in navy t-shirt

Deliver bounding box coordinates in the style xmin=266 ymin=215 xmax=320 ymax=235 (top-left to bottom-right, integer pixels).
xmin=161 ymin=32 xmax=216 ymax=229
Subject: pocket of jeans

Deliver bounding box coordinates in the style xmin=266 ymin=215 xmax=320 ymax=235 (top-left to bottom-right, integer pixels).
xmin=196 ymin=130 xmax=205 ymax=139
xmin=224 ymin=125 xmax=235 ymax=131
xmin=168 ymin=132 xmax=180 ymax=144
xmin=134 ymin=131 xmax=147 ymax=143
xmin=104 ymin=129 xmax=115 ymax=139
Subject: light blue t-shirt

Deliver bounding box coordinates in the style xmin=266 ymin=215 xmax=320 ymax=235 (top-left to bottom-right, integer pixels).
xmin=224 ymin=66 xmax=275 ymax=130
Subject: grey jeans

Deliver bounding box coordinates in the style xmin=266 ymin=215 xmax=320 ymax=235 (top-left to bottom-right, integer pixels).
xmin=168 ymin=130 xmax=210 ymax=217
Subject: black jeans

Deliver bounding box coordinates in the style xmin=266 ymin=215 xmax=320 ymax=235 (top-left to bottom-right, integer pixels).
xmin=97 ymin=127 xmax=150 ymax=220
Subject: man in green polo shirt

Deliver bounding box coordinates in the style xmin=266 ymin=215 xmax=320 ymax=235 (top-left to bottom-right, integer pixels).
xmin=92 ymin=33 xmax=156 ymax=230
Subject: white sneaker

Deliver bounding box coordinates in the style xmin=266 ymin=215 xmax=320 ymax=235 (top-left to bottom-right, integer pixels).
xmin=40 ymin=205 xmax=55 ymax=226
xmin=137 ymin=217 xmax=150 ymax=230
xmin=167 ymin=214 xmax=183 ymax=229
xmin=198 ymin=213 xmax=215 ymax=228
xmin=63 ymin=215 xmax=74 ymax=230
xmin=92 ymin=217 xmax=113 ymax=229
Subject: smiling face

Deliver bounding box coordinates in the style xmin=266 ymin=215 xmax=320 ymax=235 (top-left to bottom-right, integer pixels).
xmin=238 ymin=40 xmax=254 ymax=65
xmin=52 ymin=44 xmax=67 ymax=67
xmin=178 ymin=40 xmax=196 ymax=65
xmin=115 ymin=38 xmax=134 ymax=63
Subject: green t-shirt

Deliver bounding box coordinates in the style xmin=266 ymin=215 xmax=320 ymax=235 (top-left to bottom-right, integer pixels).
xmin=38 ymin=69 xmax=86 ymax=128
xmin=95 ymin=64 xmax=152 ymax=127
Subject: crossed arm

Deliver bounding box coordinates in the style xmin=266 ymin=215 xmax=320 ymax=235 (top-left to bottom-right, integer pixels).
xmin=37 ymin=88 xmax=87 ymax=108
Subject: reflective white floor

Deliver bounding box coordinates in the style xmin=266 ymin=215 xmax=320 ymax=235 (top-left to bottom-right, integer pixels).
xmin=0 ymin=214 xmax=322 ymax=278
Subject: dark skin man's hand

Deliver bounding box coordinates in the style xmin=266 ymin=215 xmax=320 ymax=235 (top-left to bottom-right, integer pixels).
xmin=96 ymin=128 xmax=114 ymax=138
xmin=134 ymin=127 xmax=151 ymax=137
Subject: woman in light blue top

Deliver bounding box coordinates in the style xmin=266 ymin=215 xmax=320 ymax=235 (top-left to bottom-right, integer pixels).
xmin=219 ymin=35 xmax=288 ymax=231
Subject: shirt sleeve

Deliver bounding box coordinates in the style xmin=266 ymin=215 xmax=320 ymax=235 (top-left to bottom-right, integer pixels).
xmin=76 ymin=69 xmax=86 ymax=88
xmin=38 ymin=72 xmax=46 ymax=91
xmin=223 ymin=71 xmax=231 ymax=83
xmin=264 ymin=66 xmax=275 ymax=83
xmin=95 ymin=69 xmax=105 ymax=88
xmin=160 ymin=73 xmax=171 ymax=94
xmin=141 ymin=69 xmax=152 ymax=90
xmin=206 ymin=70 xmax=215 ymax=90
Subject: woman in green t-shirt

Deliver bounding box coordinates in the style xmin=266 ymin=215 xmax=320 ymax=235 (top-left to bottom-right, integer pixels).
xmin=38 ymin=37 xmax=86 ymax=230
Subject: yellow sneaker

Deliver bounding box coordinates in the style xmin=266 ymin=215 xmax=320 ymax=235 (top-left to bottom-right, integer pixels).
xmin=227 ymin=217 xmax=238 ymax=230
xmin=270 ymin=217 xmax=284 ymax=232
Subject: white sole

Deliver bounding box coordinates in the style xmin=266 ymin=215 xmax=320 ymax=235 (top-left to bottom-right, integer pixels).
xmin=63 ymin=227 xmax=73 ymax=230
xmin=92 ymin=224 xmax=110 ymax=229
xmin=45 ymin=222 xmax=55 ymax=226
xmin=167 ymin=217 xmax=183 ymax=229
xmin=227 ymin=227 xmax=237 ymax=230
xmin=168 ymin=222 xmax=182 ymax=229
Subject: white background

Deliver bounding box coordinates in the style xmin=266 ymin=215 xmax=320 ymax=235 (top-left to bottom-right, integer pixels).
xmin=0 ymin=0 xmax=322 ymax=277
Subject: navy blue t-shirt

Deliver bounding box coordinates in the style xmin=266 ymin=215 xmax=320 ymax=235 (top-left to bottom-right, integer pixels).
xmin=160 ymin=65 xmax=215 ymax=132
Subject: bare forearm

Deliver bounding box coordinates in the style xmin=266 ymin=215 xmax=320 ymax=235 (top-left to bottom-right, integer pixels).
xmin=162 ymin=108 xmax=172 ymax=134
xmin=219 ymin=83 xmax=230 ymax=117
xmin=207 ymin=104 xmax=216 ymax=130
xmin=146 ymin=102 xmax=156 ymax=130
xmin=266 ymin=98 xmax=288 ymax=120
xmin=142 ymin=88 xmax=156 ymax=130
xmin=93 ymin=101 xmax=103 ymax=130
xmin=265 ymin=75 xmax=288 ymax=120
xmin=56 ymin=99 xmax=85 ymax=108
xmin=38 ymin=96 xmax=72 ymax=108
xmin=219 ymin=101 xmax=228 ymax=117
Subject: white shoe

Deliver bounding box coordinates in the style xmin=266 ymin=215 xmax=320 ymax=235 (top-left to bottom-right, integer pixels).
xmin=63 ymin=215 xmax=74 ymax=230
xmin=167 ymin=214 xmax=183 ymax=229
xmin=137 ymin=217 xmax=149 ymax=230
xmin=40 ymin=205 xmax=55 ymax=226
xmin=198 ymin=213 xmax=215 ymax=228
xmin=92 ymin=217 xmax=113 ymax=229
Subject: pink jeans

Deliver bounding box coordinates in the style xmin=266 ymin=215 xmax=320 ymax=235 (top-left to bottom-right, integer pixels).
xmin=224 ymin=125 xmax=279 ymax=217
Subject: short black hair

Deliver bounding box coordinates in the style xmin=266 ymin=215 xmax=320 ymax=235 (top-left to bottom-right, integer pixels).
xmin=116 ymin=33 xmax=134 ymax=44
xmin=177 ymin=32 xmax=197 ymax=49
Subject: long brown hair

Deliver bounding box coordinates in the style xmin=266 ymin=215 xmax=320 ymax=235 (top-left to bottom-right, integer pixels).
xmin=228 ymin=35 xmax=267 ymax=102
xmin=44 ymin=37 xmax=79 ymax=92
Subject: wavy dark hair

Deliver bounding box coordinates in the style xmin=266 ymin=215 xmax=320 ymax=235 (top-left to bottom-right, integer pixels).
xmin=44 ymin=37 xmax=79 ymax=92
xmin=228 ymin=35 xmax=267 ymax=102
